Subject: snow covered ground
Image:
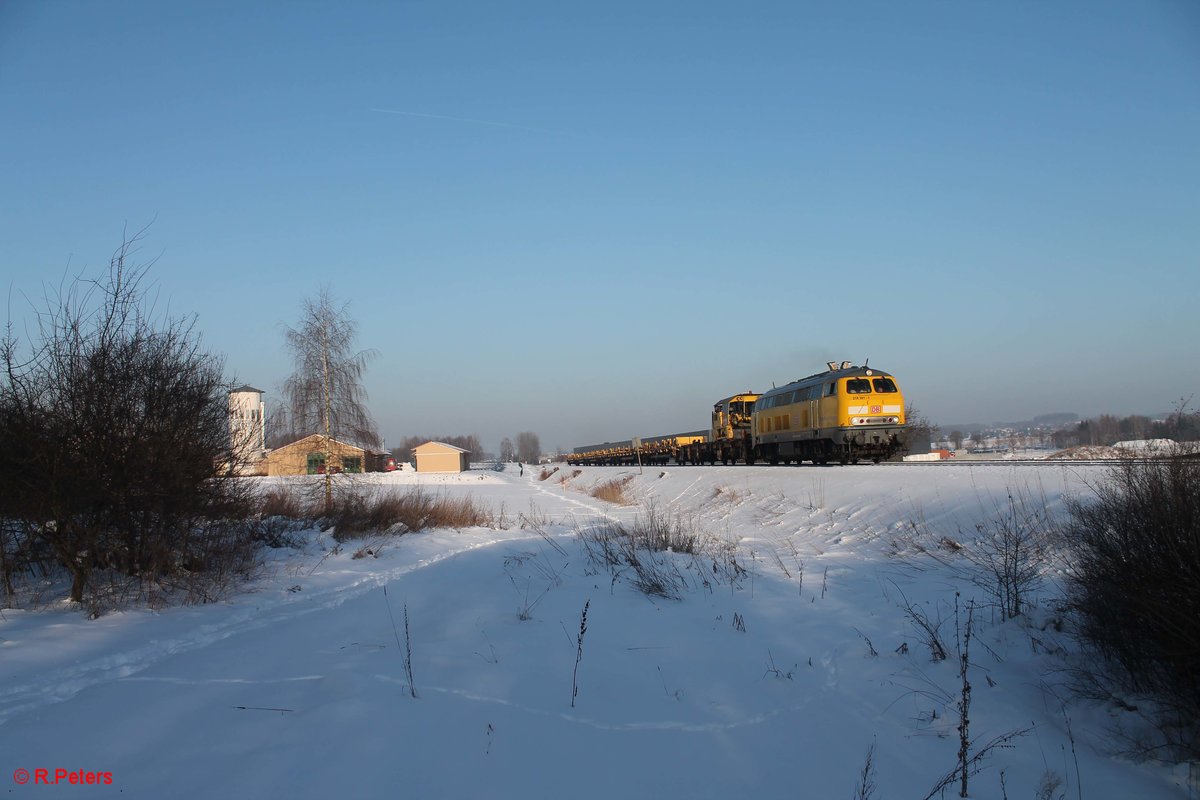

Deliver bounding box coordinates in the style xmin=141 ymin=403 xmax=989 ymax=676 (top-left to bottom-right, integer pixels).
xmin=1 ymin=464 xmax=1191 ymax=798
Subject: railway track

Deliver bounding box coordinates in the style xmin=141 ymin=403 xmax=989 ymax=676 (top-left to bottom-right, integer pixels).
xmin=575 ymin=458 xmax=1138 ymax=469
xmin=879 ymin=458 xmax=1126 ymax=467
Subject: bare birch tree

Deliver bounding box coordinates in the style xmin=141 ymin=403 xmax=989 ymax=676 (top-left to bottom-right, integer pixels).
xmin=283 ymin=288 xmax=378 ymax=512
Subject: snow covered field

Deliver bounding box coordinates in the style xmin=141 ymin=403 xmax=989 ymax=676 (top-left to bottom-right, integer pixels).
xmin=1 ymin=464 xmax=1190 ymax=798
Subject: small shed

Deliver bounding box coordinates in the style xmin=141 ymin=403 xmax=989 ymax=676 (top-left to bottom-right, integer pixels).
xmin=413 ymin=441 xmax=471 ymax=473
xmin=264 ymin=434 xmax=379 ymax=476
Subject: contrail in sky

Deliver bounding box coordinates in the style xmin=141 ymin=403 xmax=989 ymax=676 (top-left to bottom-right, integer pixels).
xmin=368 ymin=108 xmax=555 ymax=133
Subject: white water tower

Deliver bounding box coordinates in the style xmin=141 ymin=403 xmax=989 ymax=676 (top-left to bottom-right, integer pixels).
xmin=228 ymin=385 xmax=266 ymax=473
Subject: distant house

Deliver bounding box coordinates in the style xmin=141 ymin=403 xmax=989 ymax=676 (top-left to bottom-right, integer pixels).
xmin=263 ymin=434 xmax=387 ymax=476
xmin=413 ymin=441 xmax=470 ymax=473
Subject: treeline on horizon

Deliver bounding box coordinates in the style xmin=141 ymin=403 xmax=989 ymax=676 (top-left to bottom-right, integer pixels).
xmin=1052 ymin=408 xmax=1200 ymax=449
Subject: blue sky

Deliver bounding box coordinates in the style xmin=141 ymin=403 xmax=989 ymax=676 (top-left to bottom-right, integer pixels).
xmin=3 ymin=1 xmax=1198 ymax=453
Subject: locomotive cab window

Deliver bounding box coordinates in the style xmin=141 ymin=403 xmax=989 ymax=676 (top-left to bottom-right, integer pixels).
xmin=871 ymin=377 xmax=898 ymax=393
xmin=825 ymin=382 xmax=837 ymax=397
xmin=846 ymin=378 xmax=872 ymax=394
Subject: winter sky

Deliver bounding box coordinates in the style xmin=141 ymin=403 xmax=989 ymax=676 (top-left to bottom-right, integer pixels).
xmin=2 ymin=1 xmax=1198 ymax=452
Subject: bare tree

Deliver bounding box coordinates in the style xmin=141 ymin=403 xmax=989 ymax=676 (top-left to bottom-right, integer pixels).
xmin=515 ymin=431 xmax=541 ymax=463
xmin=905 ymin=402 xmax=939 ymax=454
xmin=499 ymin=437 xmax=515 ymax=462
xmin=283 ymin=288 xmax=378 ymax=512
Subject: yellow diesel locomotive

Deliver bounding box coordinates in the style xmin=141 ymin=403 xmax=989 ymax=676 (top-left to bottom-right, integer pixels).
xmin=569 ymin=361 xmax=907 ymax=466
xmin=750 ymin=361 xmax=906 ymax=465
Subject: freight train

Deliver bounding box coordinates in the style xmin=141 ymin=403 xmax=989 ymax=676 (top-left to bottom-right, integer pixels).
xmin=568 ymin=362 xmax=907 ymax=466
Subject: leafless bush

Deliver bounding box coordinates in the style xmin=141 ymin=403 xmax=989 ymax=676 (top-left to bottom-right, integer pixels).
xmin=0 ymin=231 xmax=259 ymax=611
xmin=538 ymin=466 xmax=559 ymax=481
xmin=1064 ymin=456 xmax=1200 ymax=762
xmin=959 ymin=487 xmax=1058 ymax=620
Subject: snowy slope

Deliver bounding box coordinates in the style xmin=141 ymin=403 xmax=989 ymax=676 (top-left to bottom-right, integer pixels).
xmin=1 ymin=464 xmax=1189 ymax=798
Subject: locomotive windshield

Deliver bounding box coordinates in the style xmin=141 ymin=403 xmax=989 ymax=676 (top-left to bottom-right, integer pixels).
xmin=846 ymin=377 xmax=897 ymax=394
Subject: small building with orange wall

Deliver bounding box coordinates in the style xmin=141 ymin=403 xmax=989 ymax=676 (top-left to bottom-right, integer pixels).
xmin=413 ymin=441 xmax=470 ymax=473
